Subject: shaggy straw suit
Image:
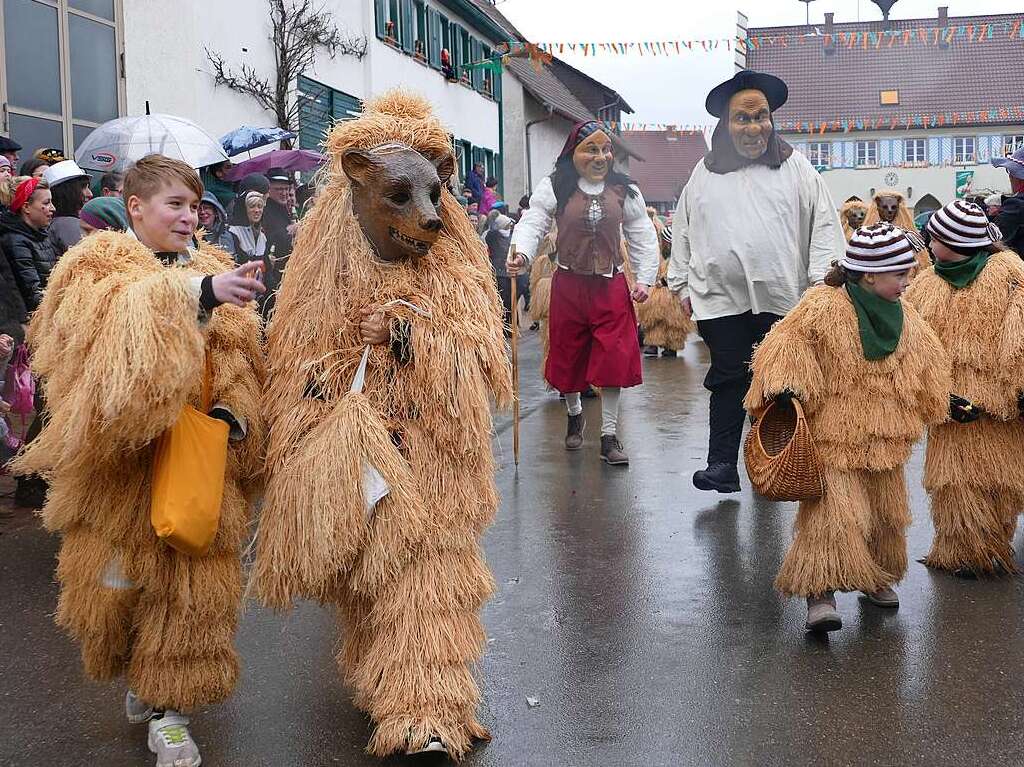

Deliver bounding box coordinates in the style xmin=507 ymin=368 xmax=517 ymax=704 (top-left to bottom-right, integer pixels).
xmin=252 ymin=92 xmax=511 ymax=759
xmin=13 ymin=233 xmax=266 ymax=710
xmin=905 ymin=250 xmax=1024 ymax=574
xmin=634 ymin=256 xmax=695 ymax=351
xmin=744 ymin=285 xmax=950 ymax=596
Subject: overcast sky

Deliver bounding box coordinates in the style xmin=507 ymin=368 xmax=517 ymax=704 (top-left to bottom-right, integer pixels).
xmin=497 ymin=0 xmax=1022 ymax=125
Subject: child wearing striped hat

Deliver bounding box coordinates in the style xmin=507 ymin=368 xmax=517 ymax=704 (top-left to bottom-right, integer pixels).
xmin=904 ymin=200 xmax=1024 ymax=576
xmin=745 ymin=223 xmax=951 ymax=632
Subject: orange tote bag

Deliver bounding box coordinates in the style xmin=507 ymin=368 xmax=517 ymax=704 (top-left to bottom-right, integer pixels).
xmin=150 ymin=348 xmax=230 ymax=556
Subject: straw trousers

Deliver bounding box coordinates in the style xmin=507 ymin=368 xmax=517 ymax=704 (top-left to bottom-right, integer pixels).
xmin=775 ymin=466 xmax=911 ymax=597
xmin=922 ymin=419 xmax=1024 ymax=574
xmin=697 ymin=311 xmax=781 ymax=466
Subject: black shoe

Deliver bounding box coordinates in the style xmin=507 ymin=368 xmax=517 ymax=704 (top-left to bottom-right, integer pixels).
xmin=692 ymin=463 xmax=740 ymax=493
xmin=565 ymin=413 xmax=585 ymax=450
xmin=582 ymin=386 xmax=599 ymax=399
xmin=643 ymin=345 xmax=659 ymax=358
xmin=661 ymin=348 xmax=678 ymax=358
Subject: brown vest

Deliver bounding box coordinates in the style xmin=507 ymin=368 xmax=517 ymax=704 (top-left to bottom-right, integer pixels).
xmin=555 ymin=184 xmax=626 ymax=276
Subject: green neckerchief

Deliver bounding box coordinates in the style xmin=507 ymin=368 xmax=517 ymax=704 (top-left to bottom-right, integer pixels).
xmin=933 ymin=250 xmax=991 ymax=289
xmin=845 ymin=281 xmax=904 ymax=361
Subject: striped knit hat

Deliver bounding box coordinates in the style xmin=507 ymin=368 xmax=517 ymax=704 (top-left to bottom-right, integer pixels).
xmin=842 ymin=222 xmax=924 ymax=273
xmin=926 ymin=200 xmax=1002 ymax=248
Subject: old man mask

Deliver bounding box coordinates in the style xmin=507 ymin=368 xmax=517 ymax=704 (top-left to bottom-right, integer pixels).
xmin=704 ymin=69 xmax=793 ymax=175
xmin=342 ymin=142 xmax=455 ymax=262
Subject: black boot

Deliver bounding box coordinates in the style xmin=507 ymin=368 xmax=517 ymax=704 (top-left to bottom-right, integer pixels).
xmin=692 ymin=463 xmax=740 ymax=493
xmin=15 ymin=474 xmax=48 ymax=509
xmin=565 ymin=413 xmax=585 ymax=450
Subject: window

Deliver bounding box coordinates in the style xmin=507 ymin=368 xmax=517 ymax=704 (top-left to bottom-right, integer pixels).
xmin=297 ymin=76 xmax=360 ymax=151
xmin=953 ymin=136 xmax=976 ymax=164
xmin=904 ymin=138 xmax=927 ymax=165
xmin=413 ymin=0 xmax=427 ymax=59
xmin=807 ymin=142 xmax=830 ymax=168
xmin=458 ymin=27 xmax=471 ymax=84
xmin=856 ymin=140 xmax=878 ymax=168
xmin=879 ymin=90 xmax=899 ymax=105
xmin=481 ymin=44 xmax=493 ymax=95
xmin=1004 ymin=135 xmax=1024 ymax=156
xmin=1 ymin=0 xmax=124 ymax=159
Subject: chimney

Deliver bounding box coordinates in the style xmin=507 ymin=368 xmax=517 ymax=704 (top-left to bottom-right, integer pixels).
xmin=824 ymin=12 xmax=836 ymax=56
xmin=938 ymin=6 xmax=949 ymax=48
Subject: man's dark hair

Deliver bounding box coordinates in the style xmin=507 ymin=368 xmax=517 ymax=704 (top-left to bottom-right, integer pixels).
xmin=51 ymin=177 xmax=90 ymax=217
xmin=100 ymin=171 xmax=123 ymax=193
xmin=485 ymin=176 xmax=498 ymax=188
xmin=18 ymin=158 xmax=47 ymax=178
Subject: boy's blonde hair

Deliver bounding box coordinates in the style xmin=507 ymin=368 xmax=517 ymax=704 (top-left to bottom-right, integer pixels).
xmin=123 ymin=154 xmax=204 ymax=223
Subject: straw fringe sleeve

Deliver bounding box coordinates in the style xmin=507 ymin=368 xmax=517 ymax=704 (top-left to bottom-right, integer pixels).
xmin=253 ymin=90 xmax=511 ymax=760
xmin=745 ymin=285 xmax=951 ymax=472
xmin=11 ymin=231 xmax=266 ymax=711
xmin=635 ymin=258 xmax=694 ymax=350
xmin=905 ymin=250 xmax=1024 ymax=573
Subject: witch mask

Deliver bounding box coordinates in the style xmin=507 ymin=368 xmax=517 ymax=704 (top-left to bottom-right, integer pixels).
xmin=342 ymin=142 xmax=455 ymax=262
xmin=728 ymin=89 xmax=773 ymax=160
xmin=572 ymin=130 xmax=614 ymax=184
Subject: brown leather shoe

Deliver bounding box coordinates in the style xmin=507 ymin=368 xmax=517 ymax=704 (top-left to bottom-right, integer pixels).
xmin=805 ymin=592 xmax=842 ymax=632
xmin=600 ymin=434 xmax=629 ymax=465
xmin=565 ymin=413 xmax=585 ymax=450
xmin=862 ymin=585 xmax=899 ymax=608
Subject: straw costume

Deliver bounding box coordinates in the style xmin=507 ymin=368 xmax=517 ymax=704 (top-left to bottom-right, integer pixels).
xmin=529 ymin=228 xmax=558 ymax=381
xmin=841 ymin=199 xmax=868 ymax=241
xmin=905 ymin=201 xmax=1024 ymax=575
xmin=745 ymin=223 xmax=950 ymax=632
xmin=12 ymin=232 xmax=266 ymax=707
xmin=637 ymin=209 xmax=693 ymax=355
xmin=865 ymin=189 xmax=930 ymax=271
xmin=252 ymin=92 xmax=511 ymax=759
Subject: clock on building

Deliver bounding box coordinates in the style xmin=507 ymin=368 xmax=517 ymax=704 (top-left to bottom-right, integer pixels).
xmin=884 ymin=171 xmax=899 ymax=187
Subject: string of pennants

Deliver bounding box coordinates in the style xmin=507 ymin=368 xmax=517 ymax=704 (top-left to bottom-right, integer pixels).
xmin=601 ymin=104 xmax=1024 ymax=136
xmin=506 ymin=19 xmax=1024 ymax=58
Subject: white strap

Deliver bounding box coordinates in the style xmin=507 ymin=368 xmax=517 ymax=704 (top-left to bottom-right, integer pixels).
xmin=350 ymin=345 xmax=371 ymax=394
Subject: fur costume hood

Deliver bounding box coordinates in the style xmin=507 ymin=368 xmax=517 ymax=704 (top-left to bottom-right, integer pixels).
xmin=905 ymin=249 xmax=1024 ymax=420
xmin=744 ymin=284 xmax=951 ymax=471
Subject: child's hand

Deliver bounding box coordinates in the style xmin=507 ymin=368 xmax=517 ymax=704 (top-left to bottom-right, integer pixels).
xmin=212 ymin=261 xmax=266 ymax=307
xmin=0 ymin=334 xmax=13 ymax=357
xmin=359 ymin=308 xmax=390 ymax=346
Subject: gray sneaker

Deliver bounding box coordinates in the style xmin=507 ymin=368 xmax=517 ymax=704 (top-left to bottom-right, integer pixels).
xmin=862 ymin=585 xmax=899 ymax=608
xmin=805 ymin=592 xmax=842 ymax=632
xmin=125 ymin=690 xmax=154 ymax=724
xmin=148 ymin=711 xmax=201 ymax=767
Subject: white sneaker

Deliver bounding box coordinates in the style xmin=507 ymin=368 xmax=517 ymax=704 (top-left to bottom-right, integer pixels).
xmin=125 ymin=690 xmax=154 ymax=724
xmin=148 ymin=711 xmax=201 ymax=767
xmin=405 ymin=734 xmax=447 ymax=755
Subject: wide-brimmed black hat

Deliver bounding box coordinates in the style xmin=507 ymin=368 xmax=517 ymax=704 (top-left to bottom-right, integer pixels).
xmin=705 ymin=70 xmax=788 ymax=118
xmin=0 ymin=136 xmax=22 ymax=153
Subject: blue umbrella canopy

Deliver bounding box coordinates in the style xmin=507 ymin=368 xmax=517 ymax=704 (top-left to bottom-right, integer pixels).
xmin=220 ymin=126 xmax=297 ymax=157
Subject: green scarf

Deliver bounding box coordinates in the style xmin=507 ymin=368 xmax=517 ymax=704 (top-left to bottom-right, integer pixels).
xmin=845 ymin=281 xmax=904 ymax=361
xmin=933 ymin=251 xmax=991 ymax=289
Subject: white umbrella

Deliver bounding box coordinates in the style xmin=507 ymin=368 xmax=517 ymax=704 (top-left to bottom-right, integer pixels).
xmin=75 ymin=112 xmax=229 ymax=173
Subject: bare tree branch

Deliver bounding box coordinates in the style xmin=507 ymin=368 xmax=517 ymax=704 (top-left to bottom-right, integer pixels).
xmin=205 ymin=0 xmax=367 ymax=138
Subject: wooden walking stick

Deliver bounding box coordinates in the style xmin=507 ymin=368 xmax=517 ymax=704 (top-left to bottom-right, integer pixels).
xmin=510 ymin=273 xmax=520 ymax=466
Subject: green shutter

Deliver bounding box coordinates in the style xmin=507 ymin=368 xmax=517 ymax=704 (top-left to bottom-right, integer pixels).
xmin=374 ymin=0 xmax=387 ymax=39
xmin=450 ymin=23 xmax=462 ymax=79
xmin=427 ymin=9 xmax=441 ymax=68
xmin=400 ymin=0 xmax=414 ymax=52
xmin=470 ymin=39 xmax=483 ymax=90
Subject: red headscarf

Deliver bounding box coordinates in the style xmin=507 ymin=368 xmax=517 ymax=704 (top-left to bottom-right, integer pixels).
xmin=557 ymin=121 xmax=604 ymax=160
xmin=10 ymin=177 xmax=41 ymax=213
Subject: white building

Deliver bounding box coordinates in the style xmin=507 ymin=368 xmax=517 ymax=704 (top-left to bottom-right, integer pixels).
xmin=747 ymin=8 xmax=1024 ymax=215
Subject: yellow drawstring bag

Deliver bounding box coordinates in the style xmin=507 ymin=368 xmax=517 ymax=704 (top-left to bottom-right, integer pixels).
xmin=150 ymin=348 xmax=230 ymax=556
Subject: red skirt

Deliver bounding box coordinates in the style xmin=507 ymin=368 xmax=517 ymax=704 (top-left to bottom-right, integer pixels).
xmin=545 ymin=269 xmax=642 ymax=393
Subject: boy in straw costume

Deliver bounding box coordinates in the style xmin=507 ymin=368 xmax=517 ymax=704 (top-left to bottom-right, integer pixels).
xmin=12 ymin=155 xmax=267 ymax=767
xmin=840 ymin=199 xmax=868 ymax=241
xmin=905 ymin=201 xmax=1024 ymax=576
xmin=638 ymin=208 xmax=693 ymax=357
xmin=252 ymin=92 xmax=511 ymax=759
xmin=745 ymin=223 xmax=950 ymax=632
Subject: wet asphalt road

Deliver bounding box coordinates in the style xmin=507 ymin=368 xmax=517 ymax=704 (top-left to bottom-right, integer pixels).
xmin=4 ymin=330 xmax=1024 ymax=766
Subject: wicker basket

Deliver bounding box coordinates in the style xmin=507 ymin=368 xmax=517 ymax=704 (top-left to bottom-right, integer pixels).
xmin=744 ymin=397 xmax=824 ymax=502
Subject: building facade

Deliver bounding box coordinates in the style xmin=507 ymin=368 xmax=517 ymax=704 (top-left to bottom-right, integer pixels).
xmin=747 ymin=8 xmax=1024 ymax=213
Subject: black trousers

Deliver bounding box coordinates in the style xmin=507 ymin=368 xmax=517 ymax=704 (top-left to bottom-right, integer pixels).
xmin=697 ymin=311 xmax=782 ymax=466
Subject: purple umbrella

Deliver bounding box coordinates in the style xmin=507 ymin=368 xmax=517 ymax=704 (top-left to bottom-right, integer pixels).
xmin=223 ymin=149 xmax=325 ymax=181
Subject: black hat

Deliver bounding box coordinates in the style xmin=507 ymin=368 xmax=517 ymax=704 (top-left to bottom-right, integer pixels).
xmin=0 ymin=136 xmax=22 ymax=153
xmin=265 ymin=167 xmax=294 ymax=184
xmin=705 ymin=70 xmax=788 ymax=118
xmin=238 ymin=172 xmax=271 ymax=195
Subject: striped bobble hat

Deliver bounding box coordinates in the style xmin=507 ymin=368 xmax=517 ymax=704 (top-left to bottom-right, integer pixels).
xmin=926 ymin=199 xmax=1003 ymax=248
xmin=842 ymin=222 xmax=925 ymax=273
